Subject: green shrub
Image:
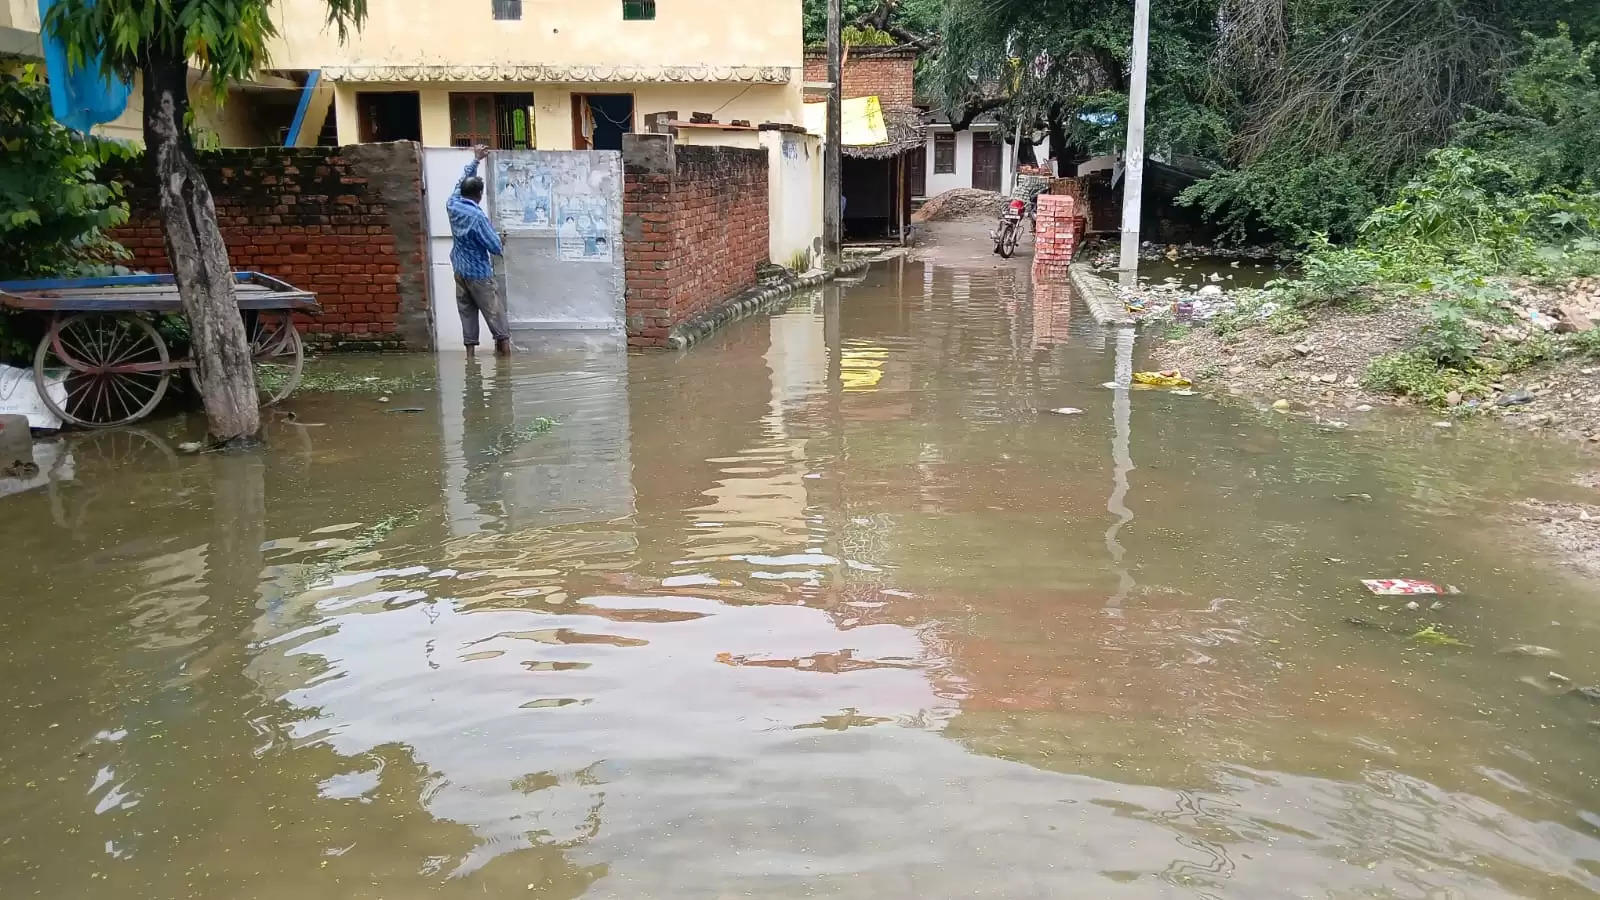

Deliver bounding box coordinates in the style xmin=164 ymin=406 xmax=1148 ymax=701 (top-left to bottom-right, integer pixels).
xmin=1363 ymin=351 xmax=1488 ymax=407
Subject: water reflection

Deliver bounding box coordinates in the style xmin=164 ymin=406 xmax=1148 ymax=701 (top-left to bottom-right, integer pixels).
xmin=5 ymin=262 xmax=1600 ymax=897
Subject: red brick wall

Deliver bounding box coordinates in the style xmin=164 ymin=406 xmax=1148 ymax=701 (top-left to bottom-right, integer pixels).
xmin=623 ymin=139 xmax=770 ymax=348
xmin=108 ymin=143 xmax=432 ymax=350
xmin=803 ymin=49 xmax=918 ymax=108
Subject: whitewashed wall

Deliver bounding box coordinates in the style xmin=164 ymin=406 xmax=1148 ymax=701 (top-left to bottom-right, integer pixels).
xmin=762 ymin=130 xmax=823 ymax=270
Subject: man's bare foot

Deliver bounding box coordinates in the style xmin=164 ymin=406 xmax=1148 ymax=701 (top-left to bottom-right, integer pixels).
xmin=494 ymin=338 xmax=512 ymax=357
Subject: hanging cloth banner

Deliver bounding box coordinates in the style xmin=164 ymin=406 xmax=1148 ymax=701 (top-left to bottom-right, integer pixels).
xmin=37 ymin=0 xmax=131 ymax=133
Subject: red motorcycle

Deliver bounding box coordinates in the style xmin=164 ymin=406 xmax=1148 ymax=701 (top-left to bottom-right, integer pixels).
xmin=992 ymin=198 xmax=1028 ymax=259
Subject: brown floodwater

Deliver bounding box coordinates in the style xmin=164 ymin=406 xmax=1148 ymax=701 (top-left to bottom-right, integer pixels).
xmin=6 ymin=258 xmax=1600 ymax=898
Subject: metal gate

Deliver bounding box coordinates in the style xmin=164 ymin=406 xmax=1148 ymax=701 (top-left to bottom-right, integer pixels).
xmin=422 ymin=147 xmax=624 ymax=348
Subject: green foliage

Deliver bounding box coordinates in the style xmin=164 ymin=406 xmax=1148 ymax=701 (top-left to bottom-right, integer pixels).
xmin=1570 ymin=328 xmax=1600 ymax=358
xmin=46 ymin=0 xmax=365 ymax=93
xmin=1179 ymin=152 xmax=1384 ymax=245
xmin=1416 ymin=301 xmax=1483 ymax=368
xmin=0 ymin=66 xmax=131 ymax=280
xmin=1411 ymin=625 xmax=1468 ymax=647
xmin=1363 ymin=351 xmax=1487 ymax=407
xmin=803 ymin=0 xmax=940 ymax=46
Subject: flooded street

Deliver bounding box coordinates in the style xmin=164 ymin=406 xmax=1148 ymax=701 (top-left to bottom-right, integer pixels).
xmin=8 ymin=256 xmax=1600 ymax=898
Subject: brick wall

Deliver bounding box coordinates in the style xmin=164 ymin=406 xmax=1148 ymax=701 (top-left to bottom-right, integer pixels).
xmin=1032 ymin=194 xmax=1079 ymax=280
xmin=622 ymin=136 xmax=770 ymax=348
xmin=108 ymin=142 xmax=432 ymax=351
xmin=803 ymin=48 xmax=918 ymax=108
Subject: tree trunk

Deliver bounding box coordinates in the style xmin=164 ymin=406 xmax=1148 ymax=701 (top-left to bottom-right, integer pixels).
xmin=141 ymin=51 xmax=259 ymax=445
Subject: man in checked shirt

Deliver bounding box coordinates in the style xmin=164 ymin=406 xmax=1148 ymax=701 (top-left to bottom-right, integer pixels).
xmin=448 ymin=145 xmax=512 ymax=356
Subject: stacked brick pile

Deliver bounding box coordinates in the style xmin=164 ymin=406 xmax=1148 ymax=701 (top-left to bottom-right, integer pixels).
xmin=108 ymin=143 xmax=431 ymax=350
xmin=1048 ymin=177 xmax=1093 ymax=234
xmin=623 ymin=139 xmax=770 ymax=348
xmin=1031 ymin=193 xmax=1078 ymax=280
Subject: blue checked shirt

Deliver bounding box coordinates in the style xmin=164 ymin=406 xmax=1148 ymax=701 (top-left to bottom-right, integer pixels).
xmin=447 ymin=160 xmax=503 ymax=280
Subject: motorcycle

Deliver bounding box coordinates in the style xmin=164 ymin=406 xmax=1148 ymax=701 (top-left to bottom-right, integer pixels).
xmin=992 ymin=198 xmax=1028 ymax=259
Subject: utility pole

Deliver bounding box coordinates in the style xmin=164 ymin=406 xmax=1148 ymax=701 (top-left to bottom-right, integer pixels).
xmin=1117 ymin=0 xmax=1151 ymax=287
xmin=823 ymin=0 xmax=843 ymax=267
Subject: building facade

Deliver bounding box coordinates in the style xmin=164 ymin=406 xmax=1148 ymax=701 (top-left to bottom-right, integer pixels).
xmin=267 ymin=0 xmax=805 ymax=150
xmin=915 ymin=115 xmax=1053 ymax=201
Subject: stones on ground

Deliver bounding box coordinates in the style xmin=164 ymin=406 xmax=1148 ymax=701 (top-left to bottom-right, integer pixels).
xmin=1318 ymin=373 xmax=1339 ymax=384
xmin=1445 ymin=390 xmax=1462 ymax=406
xmin=1499 ymin=644 xmax=1562 ymax=658
xmin=1272 ymin=398 xmax=1292 ymax=410
xmin=1292 ymin=343 xmax=1314 ymax=357
xmin=1355 ymin=404 xmax=1374 ymax=412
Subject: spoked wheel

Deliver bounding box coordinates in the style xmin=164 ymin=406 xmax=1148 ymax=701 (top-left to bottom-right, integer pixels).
xmin=996 ymin=221 xmax=1019 ymax=259
xmin=187 ymin=311 xmax=305 ymax=406
xmin=34 ymin=313 xmax=171 ymax=429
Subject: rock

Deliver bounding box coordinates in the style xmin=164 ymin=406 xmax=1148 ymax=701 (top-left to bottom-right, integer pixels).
xmin=1497 ymin=388 xmax=1535 ymax=407
xmin=1198 ymin=284 xmax=1224 ymax=297
xmin=1445 ymin=391 xmax=1462 ymax=406
xmin=1292 ymin=343 xmax=1314 ymax=357
xmin=1355 ymin=404 xmax=1374 ymax=412
xmin=1272 ymin=399 xmax=1292 ymax=410
xmin=1405 ymin=601 xmax=1421 ymax=611
xmin=1499 ymin=644 xmax=1562 ymax=658
xmin=0 ymin=414 xmax=33 ymax=473
xmin=1559 ymin=303 xmax=1596 ymax=332
xmin=1319 ymin=373 xmax=1339 ymax=384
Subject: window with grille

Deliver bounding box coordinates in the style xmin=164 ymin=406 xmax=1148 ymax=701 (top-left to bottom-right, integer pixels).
xmin=622 ymin=0 xmax=655 ymax=20
xmin=934 ymin=132 xmax=956 ymax=174
xmin=492 ymin=0 xmax=521 ymax=19
xmin=449 ymin=93 xmax=535 ymax=149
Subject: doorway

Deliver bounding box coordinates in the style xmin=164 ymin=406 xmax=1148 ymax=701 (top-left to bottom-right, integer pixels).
xmin=908 ymin=142 xmax=927 ymax=198
xmin=972 ymin=130 xmax=1003 ymax=193
xmin=356 ymin=91 xmax=422 ymax=143
xmin=571 ymin=94 xmax=635 ymax=151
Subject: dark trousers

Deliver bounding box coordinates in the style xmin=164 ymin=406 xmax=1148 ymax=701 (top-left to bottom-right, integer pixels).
xmin=454 ymin=274 xmax=510 ymax=347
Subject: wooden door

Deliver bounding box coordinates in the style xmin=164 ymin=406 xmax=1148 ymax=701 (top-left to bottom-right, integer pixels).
xmin=972 ymin=131 xmax=1003 ymax=192
xmin=908 ymin=142 xmax=927 ymax=197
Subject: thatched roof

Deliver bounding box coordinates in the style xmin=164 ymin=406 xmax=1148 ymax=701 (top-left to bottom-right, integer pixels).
xmin=842 ymin=106 xmax=925 ymax=160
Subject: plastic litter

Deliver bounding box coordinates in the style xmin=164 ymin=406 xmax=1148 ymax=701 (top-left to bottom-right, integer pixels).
xmin=1362 ymin=578 xmax=1460 ymax=596
xmin=1048 ymin=407 xmax=1085 ymax=416
xmin=1132 ymin=371 xmax=1193 ymax=388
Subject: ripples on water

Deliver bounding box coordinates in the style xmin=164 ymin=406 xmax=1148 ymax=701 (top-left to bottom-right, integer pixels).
xmin=4 ymin=261 xmax=1600 ymax=897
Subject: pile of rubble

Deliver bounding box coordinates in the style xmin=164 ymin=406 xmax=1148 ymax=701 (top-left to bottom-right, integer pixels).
xmin=1083 ymin=241 xmax=1283 ymax=268
xmin=1509 ymin=276 xmax=1600 ymax=333
xmin=911 ymin=189 xmax=1007 ymax=223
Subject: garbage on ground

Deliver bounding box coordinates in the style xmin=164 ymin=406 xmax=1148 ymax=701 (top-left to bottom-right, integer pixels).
xmin=1048 ymin=407 xmax=1085 ymax=416
xmin=1498 ymin=644 xmax=1562 ymax=658
xmin=1549 ymin=671 xmax=1573 ymax=684
xmin=1497 ymin=388 xmax=1535 ymax=407
xmin=1361 ymin=578 xmax=1460 ymax=596
xmin=1170 ymin=389 xmax=1196 ymax=396
xmin=0 ymin=364 xmax=66 ymax=431
xmin=1132 ymin=371 xmax=1193 ymax=388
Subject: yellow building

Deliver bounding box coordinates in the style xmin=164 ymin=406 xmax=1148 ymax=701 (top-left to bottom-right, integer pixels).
xmin=10 ymin=0 xmax=805 ymax=149
xmin=266 ymin=0 xmax=805 ymax=149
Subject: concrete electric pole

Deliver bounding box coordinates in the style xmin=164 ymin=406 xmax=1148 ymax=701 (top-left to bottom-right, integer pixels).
xmin=823 ymin=0 xmax=843 ymax=267
xmin=1116 ymin=0 xmax=1151 ymax=286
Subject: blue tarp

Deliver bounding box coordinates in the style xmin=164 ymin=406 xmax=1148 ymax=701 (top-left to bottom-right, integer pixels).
xmin=37 ymin=0 xmax=130 ymax=133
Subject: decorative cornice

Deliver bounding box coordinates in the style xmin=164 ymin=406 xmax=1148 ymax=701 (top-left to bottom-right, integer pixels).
xmin=320 ymin=64 xmax=794 ymax=85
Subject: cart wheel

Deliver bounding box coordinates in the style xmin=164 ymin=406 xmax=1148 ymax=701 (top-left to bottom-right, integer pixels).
xmin=188 ymin=312 xmax=305 ymax=406
xmin=34 ymin=313 xmax=171 ymax=429
xmin=249 ymin=311 xmax=304 ymax=406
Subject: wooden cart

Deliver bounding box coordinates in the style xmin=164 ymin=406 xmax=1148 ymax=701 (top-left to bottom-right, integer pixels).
xmin=0 ymin=273 xmax=319 ymax=428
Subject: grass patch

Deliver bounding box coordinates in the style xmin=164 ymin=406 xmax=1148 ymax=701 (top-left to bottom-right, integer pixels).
xmin=484 ymin=418 xmax=558 ymax=457
xmin=1163 ymin=324 xmax=1191 ymax=341
xmin=295 ymin=508 xmax=423 ymax=591
xmin=1363 ymin=351 xmax=1490 ymax=407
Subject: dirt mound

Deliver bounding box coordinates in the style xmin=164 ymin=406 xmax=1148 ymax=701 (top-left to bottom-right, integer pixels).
xmin=913 ymin=189 xmax=1006 ymax=223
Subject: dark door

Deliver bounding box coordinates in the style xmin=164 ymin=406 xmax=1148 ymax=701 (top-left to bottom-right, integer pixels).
xmin=356 ymin=91 xmax=422 ymax=143
xmin=571 ymin=94 xmax=634 ymax=151
xmin=908 ymin=143 xmax=926 ymax=197
xmin=972 ymin=131 xmax=1003 ymax=192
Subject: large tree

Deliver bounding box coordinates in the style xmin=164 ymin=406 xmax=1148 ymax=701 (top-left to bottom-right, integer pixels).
xmin=46 ymin=0 xmax=366 ymax=444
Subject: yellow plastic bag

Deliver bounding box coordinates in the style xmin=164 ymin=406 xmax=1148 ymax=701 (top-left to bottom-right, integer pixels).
xmin=1132 ymin=370 xmax=1193 ymax=388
